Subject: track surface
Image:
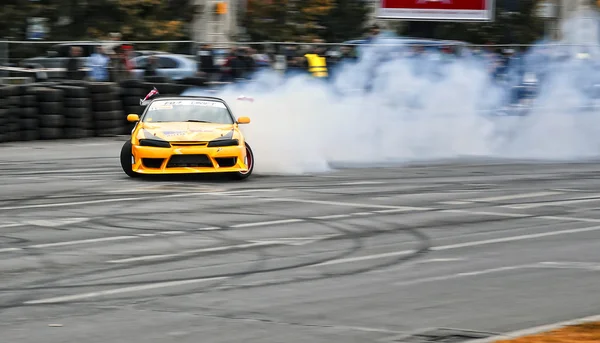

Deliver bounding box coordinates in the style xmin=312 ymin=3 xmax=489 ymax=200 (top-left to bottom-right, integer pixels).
xmin=1 ymin=138 xmax=600 ymax=342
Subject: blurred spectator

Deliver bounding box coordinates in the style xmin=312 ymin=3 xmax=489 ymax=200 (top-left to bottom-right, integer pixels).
xmin=326 ymin=44 xmax=358 ymax=79
xmin=339 ymin=45 xmax=358 ymax=63
xmin=285 ymin=56 xmax=306 ymax=77
xmin=231 ymin=48 xmax=249 ymax=80
xmin=220 ymin=48 xmax=236 ymax=81
xmin=104 ymin=32 xmax=123 ymax=55
xmin=251 ymin=47 xmax=272 ymax=70
xmin=88 ymin=46 xmax=109 ymax=81
xmin=221 ymin=47 xmax=248 ymax=81
xmin=144 ymin=54 xmax=158 ymax=79
xmin=110 ymin=46 xmax=132 ymax=82
xmin=65 ymin=46 xmax=84 ymax=80
xmin=365 ymin=24 xmax=381 ymax=43
xmin=240 ymin=47 xmax=257 ymax=78
xmin=303 ymin=39 xmax=329 ymax=78
xmin=197 ymin=44 xmax=216 ymax=80
xmin=284 ymin=45 xmax=298 ymax=64
xmin=122 ymin=44 xmax=136 ymax=72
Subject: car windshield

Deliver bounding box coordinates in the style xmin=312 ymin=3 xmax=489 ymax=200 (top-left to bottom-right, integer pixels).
xmin=143 ymin=99 xmax=233 ymax=124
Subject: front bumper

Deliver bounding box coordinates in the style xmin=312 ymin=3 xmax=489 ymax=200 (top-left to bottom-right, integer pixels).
xmin=131 ymin=143 xmax=249 ymax=174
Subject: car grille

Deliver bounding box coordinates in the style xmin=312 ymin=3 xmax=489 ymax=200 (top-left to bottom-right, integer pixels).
xmin=167 ymin=154 xmax=213 ymax=168
xmin=142 ymin=158 xmax=165 ymax=168
xmin=170 ymin=141 xmax=208 ymax=147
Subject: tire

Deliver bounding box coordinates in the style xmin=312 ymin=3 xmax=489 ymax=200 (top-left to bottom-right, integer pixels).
xmin=39 ymin=114 xmax=65 ymax=128
xmin=230 ymin=143 xmax=254 ymax=180
xmin=21 ymin=95 xmax=37 ymax=107
xmin=88 ymin=82 xmax=116 ymax=94
xmin=20 ymin=118 xmax=39 ymax=130
xmin=39 ymin=127 xmax=63 ymax=140
xmin=65 ymin=98 xmax=90 ymax=108
xmin=39 ymin=101 xmax=63 ymax=114
xmin=120 ymin=140 xmax=140 ymax=178
xmin=91 ymin=92 xmax=115 ymax=102
xmin=94 ymin=100 xmax=121 ymax=112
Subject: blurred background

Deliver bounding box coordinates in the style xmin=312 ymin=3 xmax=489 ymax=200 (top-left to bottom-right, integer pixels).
xmin=0 ymin=0 xmax=594 ymax=84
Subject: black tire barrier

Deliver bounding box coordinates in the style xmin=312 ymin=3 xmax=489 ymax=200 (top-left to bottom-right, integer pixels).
xmin=0 ymin=79 xmax=212 ymax=144
xmin=53 ymin=84 xmax=95 ymax=139
xmin=30 ymin=86 xmax=65 ymax=140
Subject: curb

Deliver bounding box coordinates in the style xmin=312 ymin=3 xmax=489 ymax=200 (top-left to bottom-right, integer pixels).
xmin=470 ymin=314 xmax=600 ymax=342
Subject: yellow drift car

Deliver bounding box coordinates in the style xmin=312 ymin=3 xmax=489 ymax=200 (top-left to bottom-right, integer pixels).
xmin=120 ymin=95 xmax=254 ymax=179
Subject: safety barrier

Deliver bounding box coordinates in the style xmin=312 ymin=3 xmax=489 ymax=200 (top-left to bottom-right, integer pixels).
xmin=0 ymin=77 xmax=210 ymax=144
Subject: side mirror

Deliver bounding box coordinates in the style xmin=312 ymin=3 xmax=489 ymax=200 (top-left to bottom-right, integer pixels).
xmin=127 ymin=114 xmax=140 ymax=122
xmin=237 ymin=116 xmax=251 ymax=124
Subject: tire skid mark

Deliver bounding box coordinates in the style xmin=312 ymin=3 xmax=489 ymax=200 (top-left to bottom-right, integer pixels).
xmin=1 ymin=213 xmax=429 ymax=307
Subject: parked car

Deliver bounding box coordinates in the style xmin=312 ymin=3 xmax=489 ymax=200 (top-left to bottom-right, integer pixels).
xmin=130 ymin=54 xmax=198 ymax=81
xmin=21 ymin=42 xmax=170 ymax=78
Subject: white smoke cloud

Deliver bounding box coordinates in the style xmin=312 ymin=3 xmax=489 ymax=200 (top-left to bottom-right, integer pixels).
xmin=184 ymin=12 xmax=600 ymax=175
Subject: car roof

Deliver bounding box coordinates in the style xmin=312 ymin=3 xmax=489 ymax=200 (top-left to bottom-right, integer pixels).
xmin=149 ymin=95 xmax=227 ymax=103
xmin=143 ymin=95 xmax=230 ymax=107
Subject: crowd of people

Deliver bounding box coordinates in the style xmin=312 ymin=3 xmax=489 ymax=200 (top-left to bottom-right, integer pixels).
xmin=60 ymin=26 xmax=377 ymax=83
xmin=58 ymin=25 xmax=530 ymax=87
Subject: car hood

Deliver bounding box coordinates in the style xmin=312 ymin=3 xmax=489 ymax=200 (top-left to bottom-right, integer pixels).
xmin=138 ymin=122 xmax=236 ymax=142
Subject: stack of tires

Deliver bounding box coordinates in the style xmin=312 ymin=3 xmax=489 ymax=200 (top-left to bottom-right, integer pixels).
xmin=0 ymin=86 xmax=21 ymax=142
xmin=0 ymin=87 xmax=8 ymax=143
xmin=30 ymin=86 xmax=65 ymax=140
xmin=118 ymin=79 xmax=146 ymax=134
xmin=87 ymin=82 xmax=124 ymax=136
xmin=53 ymin=84 xmax=94 ymax=139
xmin=19 ymin=85 xmax=41 ymax=141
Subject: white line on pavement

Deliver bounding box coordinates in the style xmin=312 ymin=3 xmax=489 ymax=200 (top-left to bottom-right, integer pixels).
xmin=2 ymin=208 xmax=600 ymax=255
xmin=311 ymin=214 xmax=352 ymax=220
xmin=0 ymin=247 xmax=22 ymax=253
xmin=0 ymin=191 xmax=274 ymax=211
xmin=230 ymin=219 xmax=304 ymax=228
xmin=430 ymin=225 xmax=600 ymax=250
xmin=107 ymin=240 xmax=295 ymax=264
xmin=24 ymin=277 xmax=227 ymax=305
xmin=28 ymin=236 xmax=138 ymax=248
xmin=502 ymin=195 xmax=600 ymax=209
xmin=315 ymin=224 xmax=600 ymax=267
xmin=392 ymin=264 xmax=539 ymax=286
xmin=416 ymin=258 xmax=466 ymax=264
xmin=373 ymin=208 xmax=419 ymax=214
xmin=438 ymin=201 xmax=472 ymax=205
xmin=0 ymin=223 xmax=24 ymax=229
xmin=262 ymin=197 xmax=434 ymax=211
xmin=465 ymin=191 xmax=563 ymax=203
xmin=441 ymin=209 xmax=531 ymax=218
xmin=194 ymin=226 xmax=222 ymax=231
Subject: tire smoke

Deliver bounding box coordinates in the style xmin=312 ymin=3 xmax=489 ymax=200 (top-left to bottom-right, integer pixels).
xmin=184 ymin=12 xmax=600 ymax=175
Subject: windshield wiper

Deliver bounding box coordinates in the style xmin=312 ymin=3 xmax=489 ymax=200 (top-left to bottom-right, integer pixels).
xmin=185 ymin=120 xmax=211 ymax=123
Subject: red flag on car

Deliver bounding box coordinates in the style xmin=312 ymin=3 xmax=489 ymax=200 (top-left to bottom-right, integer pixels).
xmin=143 ymin=87 xmax=159 ymax=101
xmin=140 ymin=87 xmax=159 ymax=105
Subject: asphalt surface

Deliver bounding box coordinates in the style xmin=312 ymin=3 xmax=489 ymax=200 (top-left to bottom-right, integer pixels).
xmin=1 ymin=137 xmax=600 ymax=343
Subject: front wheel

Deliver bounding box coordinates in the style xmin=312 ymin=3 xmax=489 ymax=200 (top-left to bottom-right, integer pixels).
xmin=231 ymin=143 xmax=254 ymax=180
xmin=120 ymin=140 xmax=140 ymax=178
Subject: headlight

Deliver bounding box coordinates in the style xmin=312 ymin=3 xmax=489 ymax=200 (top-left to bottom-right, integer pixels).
xmin=207 ymin=139 xmax=239 ymax=147
xmin=139 ymin=139 xmax=171 ymax=148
